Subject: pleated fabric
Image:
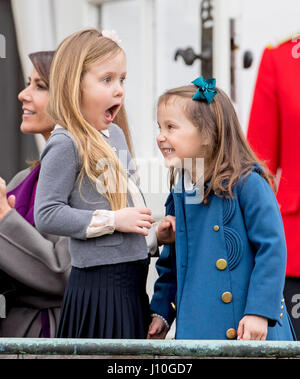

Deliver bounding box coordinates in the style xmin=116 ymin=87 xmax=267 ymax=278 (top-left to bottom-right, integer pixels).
xmin=57 ymin=258 xmax=150 ymax=338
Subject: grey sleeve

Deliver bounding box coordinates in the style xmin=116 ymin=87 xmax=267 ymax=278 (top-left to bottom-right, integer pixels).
xmin=0 ymin=166 xmax=71 ymax=295
xmin=6 ymin=168 xmax=31 ymax=191
xmin=0 ymin=210 xmax=70 ymax=295
xmin=34 ymin=133 xmax=94 ymax=239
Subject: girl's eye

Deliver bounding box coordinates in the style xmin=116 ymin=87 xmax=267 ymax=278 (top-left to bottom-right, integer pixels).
xmin=120 ymin=76 xmax=126 ymax=84
xmin=104 ymin=77 xmax=111 ymax=83
xmin=168 ymin=124 xmax=175 ymax=130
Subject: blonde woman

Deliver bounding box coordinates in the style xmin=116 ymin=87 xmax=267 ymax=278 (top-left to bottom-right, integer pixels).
xmin=34 ymin=29 xmax=173 ymax=338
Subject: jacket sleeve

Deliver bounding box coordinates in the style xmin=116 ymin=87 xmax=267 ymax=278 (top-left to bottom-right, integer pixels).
xmin=150 ymin=243 xmax=177 ymax=326
xmin=247 ymin=48 xmax=280 ymax=176
xmin=0 ymin=209 xmax=70 ymax=296
xmin=34 ymin=133 xmax=95 ymax=239
xmin=239 ymin=172 xmax=286 ymax=325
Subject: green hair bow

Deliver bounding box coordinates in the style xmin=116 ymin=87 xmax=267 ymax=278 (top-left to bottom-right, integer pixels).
xmin=191 ymin=76 xmax=217 ymax=104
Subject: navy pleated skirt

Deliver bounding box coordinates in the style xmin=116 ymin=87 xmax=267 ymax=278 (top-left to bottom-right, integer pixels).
xmin=57 ymin=257 xmax=150 ymax=339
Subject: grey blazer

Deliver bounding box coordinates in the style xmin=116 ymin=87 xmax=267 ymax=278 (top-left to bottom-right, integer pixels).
xmin=0 ymin=167 xmax=71 ymax=337
xmin=34 ymin=125 xmax=148 ymax=268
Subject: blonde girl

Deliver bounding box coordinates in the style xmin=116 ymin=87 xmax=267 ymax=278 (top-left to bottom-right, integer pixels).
xmin=34 ymin=29 xmax=170 ymax=338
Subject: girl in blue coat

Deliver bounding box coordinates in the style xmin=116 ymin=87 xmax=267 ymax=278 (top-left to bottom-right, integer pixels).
xmin=148 ymin=77 xmax=296 ymax=340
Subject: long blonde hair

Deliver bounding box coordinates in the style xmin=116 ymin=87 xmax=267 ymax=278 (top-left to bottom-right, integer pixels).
xmin=158 ymin=85 xmax=275 ymax=202
xmin=48 ymin=29 xmax=132 ymax=210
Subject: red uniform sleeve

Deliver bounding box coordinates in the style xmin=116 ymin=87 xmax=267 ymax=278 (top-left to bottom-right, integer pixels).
xmin=247 ymin=48 xmax=280 ymax=176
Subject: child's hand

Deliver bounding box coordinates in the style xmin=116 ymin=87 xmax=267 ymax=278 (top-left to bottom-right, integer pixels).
xmin=115 ymin=207 xmax=154 ymax=236
xmin=147 ymin=316 xmax=169 ymax=339
xmin=237 ymin=315 xmax=268 ymax=340
xmin=156 ymin=215 xmax=176 ymax=245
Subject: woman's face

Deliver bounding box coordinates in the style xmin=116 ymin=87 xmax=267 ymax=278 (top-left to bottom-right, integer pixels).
xmin=18 ymin=68 xmax=54 ymax=140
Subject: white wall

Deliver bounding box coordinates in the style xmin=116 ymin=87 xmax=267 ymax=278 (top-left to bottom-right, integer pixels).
xmin=234 ymin=0 xmax=300 ymax=132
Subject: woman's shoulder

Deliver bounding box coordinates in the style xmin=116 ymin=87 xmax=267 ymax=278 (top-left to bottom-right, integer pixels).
xmin=7 ymin=167 xmax=32 ymax=191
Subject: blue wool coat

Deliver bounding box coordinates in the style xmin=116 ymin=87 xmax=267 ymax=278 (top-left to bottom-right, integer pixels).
xmin=150 ymin=169 xmax=295 ymax=340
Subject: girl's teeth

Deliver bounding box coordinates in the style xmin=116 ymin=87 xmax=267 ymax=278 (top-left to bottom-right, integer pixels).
xmin=24 ymin=110 xmax=34 ymax=114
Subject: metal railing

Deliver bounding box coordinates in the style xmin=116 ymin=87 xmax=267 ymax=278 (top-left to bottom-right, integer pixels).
xmin=1 ymin=338 xmax=300 ymax=358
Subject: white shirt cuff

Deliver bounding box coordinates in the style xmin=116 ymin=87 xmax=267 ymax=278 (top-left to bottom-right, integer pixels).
xmin=146 ymin=221 xmax=159 ymax=256
xmin=86 ymin=209 xmax=115 ymax=238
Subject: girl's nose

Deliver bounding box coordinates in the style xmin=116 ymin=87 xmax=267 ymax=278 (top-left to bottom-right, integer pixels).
xmin=18 ymin=86 xmax=31 ymax=102
xmin=156 ymin=131 xmax=167 ymax=142
xmin=114 ymin=82 xmax=124 ymax=98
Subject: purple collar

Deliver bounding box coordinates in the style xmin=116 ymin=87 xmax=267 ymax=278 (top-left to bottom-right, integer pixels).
xmin=7 ymin=164 xmax=41 ymax=226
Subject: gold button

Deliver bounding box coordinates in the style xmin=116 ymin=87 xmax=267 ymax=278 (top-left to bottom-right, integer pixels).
xmin=221 ymin=291 xmax=233 ymax=303
xmin=281 ymin=305 xmax=284 ymax=310
xmin=216 ymin=259 xmax=227 ymax=270
xmin=213 ymin=225 xmax=220 ymax=232
xmin=281 ymin=298 xmax=285 ymax=303
xmin=226 ymin=328 xmax=237 ymax=339
xmin=171 ymin=302 xmax=176 ymax=311
xmin=280 ymin=313 xmax=283 ymax=318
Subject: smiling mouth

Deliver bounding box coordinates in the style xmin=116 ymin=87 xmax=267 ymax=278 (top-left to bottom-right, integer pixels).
xmin=23 ymin=110 xmax=36 ymax=117
xmin=105 ymin=104 xmax=120 ymax=123
xmin=161 ymin=149 xmax=175 ymax=158
xmin=161 ymin=148 xmax=175 ymax=156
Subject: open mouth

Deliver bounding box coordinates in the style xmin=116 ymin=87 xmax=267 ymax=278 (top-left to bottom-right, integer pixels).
xmin=104 ymin=104 xmax=120 ymax=123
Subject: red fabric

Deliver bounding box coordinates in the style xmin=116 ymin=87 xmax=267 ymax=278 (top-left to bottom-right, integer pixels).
xmin=247 ymin=40 xmax=300 ymax=277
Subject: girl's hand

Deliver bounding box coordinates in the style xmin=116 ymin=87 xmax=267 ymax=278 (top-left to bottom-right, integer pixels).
xmin=147 ymin=316 xmax=169 ymax=339
xmin=237 ymin=315 xmax=268 ymax=340
xmin=0 ymin=177 xmax=15 ymax=220
xmin=156 ymin=215 xmax=176 ymax=246
xmin=115 ymin=207 xmax=154 ymax=236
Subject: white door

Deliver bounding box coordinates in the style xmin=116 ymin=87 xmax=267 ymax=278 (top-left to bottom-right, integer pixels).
xmin=228 ymin=0 xmax=300 ymax=132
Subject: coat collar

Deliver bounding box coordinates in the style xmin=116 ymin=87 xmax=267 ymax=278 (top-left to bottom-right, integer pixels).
xmin=52 ymin=124 xmax=110 ymax=138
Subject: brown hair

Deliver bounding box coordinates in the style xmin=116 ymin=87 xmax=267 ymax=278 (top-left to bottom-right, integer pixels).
xmin=26 ymin=51 xmax=55 ymax=170
xmin=158 ymin=85 xmax=275 ymax=202
xmin=29 ymin=51 xmax=55 ymax=89
xmin=48 ymin=28 xmax=133 ymax=210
